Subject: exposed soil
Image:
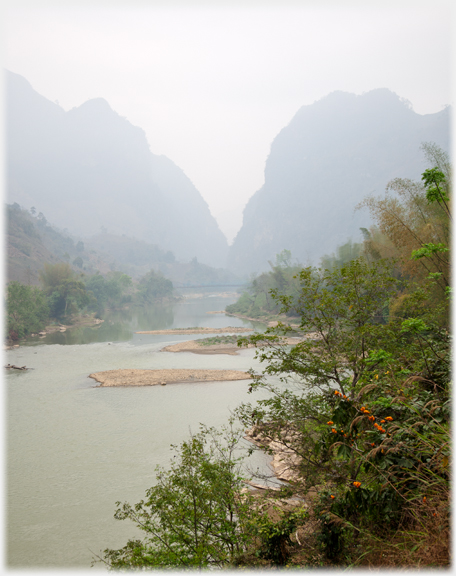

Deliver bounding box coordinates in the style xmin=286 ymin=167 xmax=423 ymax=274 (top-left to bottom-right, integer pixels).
xmin=89 ymin=368 xmax=252 ymax=387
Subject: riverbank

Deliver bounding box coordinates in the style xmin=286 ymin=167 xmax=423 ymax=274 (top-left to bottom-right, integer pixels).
xmin=89 ymin=368 xmax=252 ymax=387
xmin=136 ymin=326 xmax=252 ymax=335
xmin=4 ymin=313 xmax=104 ymax=350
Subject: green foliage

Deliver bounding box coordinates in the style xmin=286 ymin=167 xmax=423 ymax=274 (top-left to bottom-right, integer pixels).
xmin=39 ymin=263 xmax=89 ymax=320
xmin=95 ymin=158 xmax=450 ymax=569
xmin=226 ymin=250 xmax=301 ymax=319
xmin=236 ymin=251 xmax=450 ymax=565
xmin=198 ymin=335 xmax=239 ymax=346
xmin=254 ymin=508 xmax=307 ymax=566
xmin=6 ymin=281 xmax=50 ymax=339
xmin=320 ymin=238 xmax=364 ymax=271
xmin=240 ymin=259 xmax=398 ymax=396
xmin=358 ymin=144 xmax=451 ymax=296
xmin=136 ymin=270 xmax=174 ymax=304
xmin=84 ymin=271 xmax=132 ymax=313
xmin=99 ymin=425 xmax=255 ymax=569
xmin=411 ymin=242 xmax=449 ymax=260
xmin=421 ymin=167 xmax=450 ymax=211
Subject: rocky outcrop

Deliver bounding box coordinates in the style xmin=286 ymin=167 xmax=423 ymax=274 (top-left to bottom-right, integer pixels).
xmin=245 ymin=425 xmax=302 ymax=483
xmin=6 ymin=70 xmax=228 ymax=267
xmin=228 ymin=89 xmax=450 ymax=274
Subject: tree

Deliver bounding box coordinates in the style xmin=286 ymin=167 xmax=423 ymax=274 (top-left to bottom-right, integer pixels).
xmin=85 ymin=271 xmax=133 ymax=312
xmin=320 ymin=238 xmax=364 ymax=271
xmin=136 ymin=270 xmax=173 ymax=304
xmin=6 ymin=281 xmax=50 ymax=339
xmin=73 ymin=256 xmax=83 ymax=268
xmin=236 ymin=247 xmax=450 ymax=563
xmin=241 ymin=259 xmax=398 ymax=397
xmin=39 ymin=263 xmax=88 ymax=320
xmin=358 ymin=143 xmax=451 ymax=294
xmin=226 ymin=250 xmax=301 ymax=318
xmin=98 ymin=426 xmax=254 ymax=569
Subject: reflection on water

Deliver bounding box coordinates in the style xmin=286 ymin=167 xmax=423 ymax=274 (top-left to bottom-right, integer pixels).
xmin=29 ymin=291 xmax=263 ymax=347
xmin=41 ymin=303 xmax=176 ymax=345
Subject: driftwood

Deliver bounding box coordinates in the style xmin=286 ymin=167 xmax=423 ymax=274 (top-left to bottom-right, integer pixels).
xmin=5 ymin=364 xmax=28 ymax=370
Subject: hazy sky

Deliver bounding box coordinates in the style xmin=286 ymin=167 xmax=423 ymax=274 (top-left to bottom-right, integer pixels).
xmin=3 ymin=0 xmax=453 ymax=241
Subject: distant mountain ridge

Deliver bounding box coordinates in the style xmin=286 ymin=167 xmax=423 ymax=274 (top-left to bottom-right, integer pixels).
xmin=227 ymin=89 xmax=450 ymax=274
xmin=6 ymin=70 xmax=228 ymax=268
xmin=6 ymin=202 xmax=241 ymax=288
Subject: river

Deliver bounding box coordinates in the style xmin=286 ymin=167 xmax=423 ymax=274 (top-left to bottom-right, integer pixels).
xmin=5 ymin=291 xmax=277 ymax=569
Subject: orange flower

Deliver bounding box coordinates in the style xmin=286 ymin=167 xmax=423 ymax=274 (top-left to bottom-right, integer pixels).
xmin=368 ymin=415 xmax=375 ymax=422
xmin=331 ymin=428 xmax=337 ymax=434
xmin=353 ymin=481 xmax=361 ymax=488
xmin=363 ymin=409 xmax=370 ymax=414
xmin=385 ymin=416 xmax=393 ymax=421
xmin=334 ymin=390 xmax=340 ymax=396
xmin=381 ymin=420 xmax=386 ymax=423
xmin=327 ymin=421 xmax=334 ymax=425
xmin=374 ymin=374 xmax=379 ymax=380
xmin=423 ymin=496 xmax=427 ymax=503
xmin=371 ymin=443 xmax=375 ymax=447
xmin=378 ymin=427 xmax=386 ymax=433
xmin=330 ymin=495 xmax=335 ymax=499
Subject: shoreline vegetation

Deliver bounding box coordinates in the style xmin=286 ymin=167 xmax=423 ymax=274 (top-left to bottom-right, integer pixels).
xmin=225 ymin=311 xmax=300 ymax=328
xmin=89 ymin=368 xmax=252 ymax=387
xmin=4 ymin=313 xmax=104 ymax=350
xmin=135 ymin=326 xmax=252 ymax=335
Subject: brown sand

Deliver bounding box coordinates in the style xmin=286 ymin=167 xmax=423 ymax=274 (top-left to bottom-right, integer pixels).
xmin=89 ymin=368 xmax=252 ymax=387
xmin=135 ymin=327 xmax=252 ymax=335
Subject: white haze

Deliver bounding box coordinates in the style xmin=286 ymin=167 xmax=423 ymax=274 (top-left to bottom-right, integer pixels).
xmin=2 ymin=0 xmax=453 ymax=242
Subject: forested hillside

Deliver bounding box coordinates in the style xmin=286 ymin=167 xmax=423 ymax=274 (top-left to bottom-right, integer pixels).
xmin=6 ymin=70 xmax=228 ymax=268
xmin=228 ymin=89 xmax=450 ymax=275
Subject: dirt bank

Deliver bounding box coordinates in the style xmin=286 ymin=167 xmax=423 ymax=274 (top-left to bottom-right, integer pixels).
xmin=136 ymin=327 xmax=252 ymax=335
xmin=89 ymin=368 xmax=252 ymax=387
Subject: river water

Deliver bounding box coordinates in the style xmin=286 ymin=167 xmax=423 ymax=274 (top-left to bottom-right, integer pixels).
xmin=5 ymin=291 xmax=278 ymax=570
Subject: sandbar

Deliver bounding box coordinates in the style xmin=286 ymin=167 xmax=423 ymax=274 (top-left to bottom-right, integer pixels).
xmin=161 ymin=340 xmax=243 ymax=355
xmin=135 ymin=327 xmax=252 ymax=335
xmin=161 ymin=337 xmax=304 ymax=355
xmin=89 ymin=368 xmax=252 ymax=387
